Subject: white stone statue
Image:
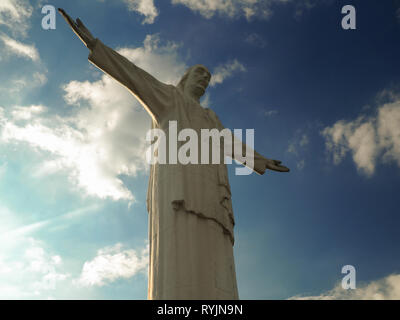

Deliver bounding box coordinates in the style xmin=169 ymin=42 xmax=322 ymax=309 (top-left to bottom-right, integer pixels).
xmin=59 ymin=8 xmax=289 ymax=300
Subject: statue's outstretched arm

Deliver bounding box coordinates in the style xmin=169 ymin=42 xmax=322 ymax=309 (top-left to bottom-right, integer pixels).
xmin=58 ymin=8 xmax=172 ymax=123
xmin=234 ymin=137 xmax=290 ymax=174
xmin=209 ymin=109 xmax=289 ymax=174
xmin=257 ymin=158 xmax=290 ymax=173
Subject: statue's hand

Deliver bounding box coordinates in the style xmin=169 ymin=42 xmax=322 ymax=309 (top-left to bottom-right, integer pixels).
xmin=264 ymin=159 xmax=290 ymax=173
xmin=58 ymin=8 xmax=96 ymax=50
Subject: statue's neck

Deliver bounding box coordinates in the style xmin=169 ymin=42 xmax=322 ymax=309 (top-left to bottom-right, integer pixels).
xmin=183 ymin=91 xmax=201 ymax=103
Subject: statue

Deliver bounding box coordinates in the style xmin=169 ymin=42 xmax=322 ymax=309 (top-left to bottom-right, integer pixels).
xmin=59 ymin=8 xmax=289 ymax=300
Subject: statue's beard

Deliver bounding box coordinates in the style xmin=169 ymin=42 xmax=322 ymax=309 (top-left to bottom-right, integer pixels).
xmin=186 ymin=85 xmax=206 ymax=99
xmin=195 ymin=86 xmax=205 ymax=97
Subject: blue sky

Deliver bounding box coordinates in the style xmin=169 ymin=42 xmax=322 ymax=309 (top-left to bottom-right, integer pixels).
xmin=0 ymin=0 xmax=399 ymax=299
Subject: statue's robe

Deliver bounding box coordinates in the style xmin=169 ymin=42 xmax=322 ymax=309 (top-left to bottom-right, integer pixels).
xmin=88 ymin=39 xmax=266 ymax=299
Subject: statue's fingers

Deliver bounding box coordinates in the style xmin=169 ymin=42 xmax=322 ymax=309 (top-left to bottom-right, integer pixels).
xmin=76 ymin=18 xmax=84 ymax=27
xmin=70 ymin=26 xmax=89 ymax=46
xmin=77 ymin=18 xmax=94 ymax=38
xmin=279 ymin=165 xmax=290 ymax=172
xmin=270 ymin=164 xmax=288 ymax=172
xmin=58 ymin=8 xmax=67 ymax=16
xmin=58 ymin=8 xmax=72 ymax=23
xmin=58 ymin=8 xmax=78 ymax=30
xmin=76 ymin=18 xmax=88 ymax=34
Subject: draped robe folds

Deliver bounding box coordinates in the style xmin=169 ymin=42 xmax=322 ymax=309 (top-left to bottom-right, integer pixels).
xmin=88 ymin=39 xmax=268 ymax=299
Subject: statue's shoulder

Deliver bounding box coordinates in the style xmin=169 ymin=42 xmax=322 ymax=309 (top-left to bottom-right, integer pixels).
xmin=204 ymin=108 xmax=215 ymax=115
xmin=204 ymin=108 xmax=218 ymax=120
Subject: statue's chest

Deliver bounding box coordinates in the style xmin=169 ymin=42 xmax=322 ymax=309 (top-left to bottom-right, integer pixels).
xmin=186 ymin=104 xmax=215 ymax=131
xmin=161 ymin=98 xmax=215 ymax=131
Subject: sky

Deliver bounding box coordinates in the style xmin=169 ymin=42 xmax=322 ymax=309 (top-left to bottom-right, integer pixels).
xmin=0 ymin=0 xmax=399 ymax=300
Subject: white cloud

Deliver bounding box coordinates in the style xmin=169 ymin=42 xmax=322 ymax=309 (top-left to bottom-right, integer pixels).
xmin=0 ymin=72 xmax=48 ymax=96
xmin=1 ymin=109 xmax=138 ymax=201
xmin=0 ymin=0 xmax=32 ymax=36
xmin=294 ymin=0 xmax=318 ymax=18
xmin=245 ymin=32 xmax=267 ymax=48
xmin=32 ymin=72 xmax=48 ymax=85
xmin=322 ymin=119 xmax=377 ymax=175
xmin=123 ymin=0 xmax=159 ymax=24
xmin=201 ymin=92 xmax=211 ymax=108
xmin=296 ymin=159 xmax=305 ymax=170
xmin=287 ymin=131 xmax=309 ymax=170
xmin=0 ymin=204 xmax=107 ymax=299
xmin=0 ymin=2 xmax=46 ymax=95
xmin=264 ymin=109 xmax=278 ymax=117
xmin=0 ymin=204 xmax=19 ymax=235
xmin=0 ymin=236 xmax=69 ymax=299
xmin=210 ymin=59 xmax=246 ymax=87
xmin=0 ymin=203 xmax=148 ymax=299
xmin=299 ymin=133 xmax=309 ymax=147
xmin=76 ymin=243 xmax=148 ymax=287
xmin=2 ymin=204 xmax=101 ymax=239
xmin=290 ymin=274 xmax=400 ymax=300
xmin=0 ymin=162 xmax=6 ymax=180
xmin=10 ymin=105 xmax=46 ymax=120
xmin=171 ymin=0 xmax=290 ymax=21
xmin=377 ymin=102 xmax=400 ymax=167
xmin=0 ymin=34 xmax=39 ymax=61
xmin=322 ymin=93 xmax=400 ymax=176
xmin=107 ymin=0 xmax=319 ymax=22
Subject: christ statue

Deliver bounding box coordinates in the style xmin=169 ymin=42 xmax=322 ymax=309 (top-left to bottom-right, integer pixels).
xmin=59 ymin=8 xmax=289 ymax=300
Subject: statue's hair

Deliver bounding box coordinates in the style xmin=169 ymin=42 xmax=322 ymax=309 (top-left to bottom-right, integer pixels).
xmin=177 ymin=64 xmax=210 ymax=92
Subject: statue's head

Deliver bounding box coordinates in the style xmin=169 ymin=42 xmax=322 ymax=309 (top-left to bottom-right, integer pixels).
xmin=177 ymin=64 xmax=211 ymax=100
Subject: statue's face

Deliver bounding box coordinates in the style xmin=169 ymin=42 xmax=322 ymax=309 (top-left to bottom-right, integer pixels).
xmin=184 ymin=65 xmax=211 ymax=98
